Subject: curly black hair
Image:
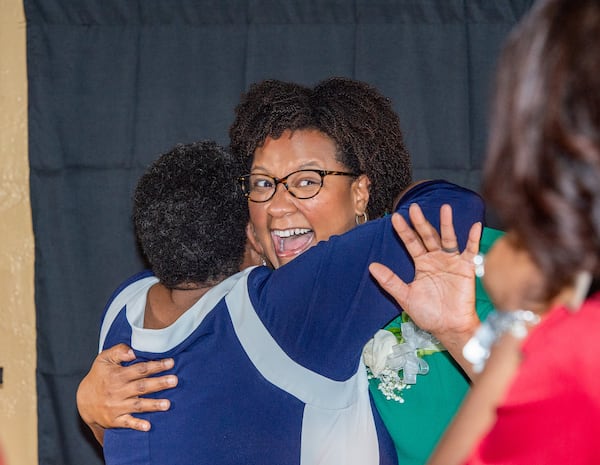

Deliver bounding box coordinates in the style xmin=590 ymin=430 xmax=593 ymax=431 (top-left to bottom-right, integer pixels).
xmin=134 ymin=141 xmax=249 ymax=288
xmin=229 ymin=77 xmax=412 ymax=219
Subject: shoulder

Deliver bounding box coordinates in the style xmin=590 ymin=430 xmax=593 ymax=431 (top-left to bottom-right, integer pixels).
xmin=529 ymin=292 xmax=600 ymax=345
xmin=396 ymin=180 xmax=484 ymax=217
xmin=394 ymin=180 xmax=485 ymax=243
xmin=399 ymin=179 xmax=482 ymax=203
xmin=105 ymin=270 xmax=156 ymax=305
xmin=98 ymin=271 xmax=158 ymax=350
xmin=523 ymin=292 xmax=600 ymax=391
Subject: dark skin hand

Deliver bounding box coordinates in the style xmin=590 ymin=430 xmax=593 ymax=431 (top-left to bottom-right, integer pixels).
xmin=76 ymin=343 xmax=178 ymax=444
xmin=369 ymin=204 xmax=483 ymax=380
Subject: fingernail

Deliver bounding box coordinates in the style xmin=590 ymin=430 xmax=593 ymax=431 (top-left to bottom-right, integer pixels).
xmin=159 ymin=400 xmax=170 ymax=410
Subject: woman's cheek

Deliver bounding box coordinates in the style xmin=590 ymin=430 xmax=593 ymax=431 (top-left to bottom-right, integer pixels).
xmin=483 ymin=237 xmax=545 ymax=311
xmin=482 ymin=243 xmax=515 ymax=310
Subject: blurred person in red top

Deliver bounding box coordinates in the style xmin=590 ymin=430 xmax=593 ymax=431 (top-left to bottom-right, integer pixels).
xmin=370 ymin=0 xmax=600 ymax=463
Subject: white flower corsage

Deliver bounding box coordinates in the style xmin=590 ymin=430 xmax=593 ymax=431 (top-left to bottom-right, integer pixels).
xmin=363 ymin=314 xmax=444 ymax=403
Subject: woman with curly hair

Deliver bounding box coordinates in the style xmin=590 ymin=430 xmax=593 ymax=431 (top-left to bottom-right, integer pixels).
xmin=229 ymin=77 xmax=499 ymax=463
xmin=78 ymin=77 xmax=496 ymax=464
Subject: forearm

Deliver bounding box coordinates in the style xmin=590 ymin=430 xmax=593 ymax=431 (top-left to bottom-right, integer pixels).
xmin=428 ymin=332 xmax=522 ymax=465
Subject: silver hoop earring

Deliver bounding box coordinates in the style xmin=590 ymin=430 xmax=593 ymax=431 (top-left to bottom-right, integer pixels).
xmin=355 ymin=212 xmax=368 ymax=225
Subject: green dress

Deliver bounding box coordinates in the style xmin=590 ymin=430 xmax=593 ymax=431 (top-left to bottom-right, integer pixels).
xmin=368 ymin=227 xmax=504 ymax=465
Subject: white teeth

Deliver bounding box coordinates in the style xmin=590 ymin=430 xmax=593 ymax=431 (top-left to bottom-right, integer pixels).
xmin=272 ymin=228 xmax=311 ymax=238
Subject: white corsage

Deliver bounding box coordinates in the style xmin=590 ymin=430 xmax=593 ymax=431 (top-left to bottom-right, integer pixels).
xmin=363 ymin=330 xmax=397 ymax=377
xmin=363 ymin=315 xmax=444 ymax=403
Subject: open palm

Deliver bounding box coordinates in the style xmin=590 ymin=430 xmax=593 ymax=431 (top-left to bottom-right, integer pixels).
xmin=369 ymin=204 xmax=482 ymax=368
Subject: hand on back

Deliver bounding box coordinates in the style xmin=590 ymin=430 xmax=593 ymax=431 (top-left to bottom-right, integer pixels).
xmin=76 ymin=343 xmax=177 ymax=443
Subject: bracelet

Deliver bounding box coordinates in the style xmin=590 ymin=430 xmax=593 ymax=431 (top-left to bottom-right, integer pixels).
xmin=462 ymin=309 xmax=540 ymax=373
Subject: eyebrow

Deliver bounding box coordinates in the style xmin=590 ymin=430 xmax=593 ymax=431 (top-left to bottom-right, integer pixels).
xmin=250 ymin=161 xmax=331 ymax=173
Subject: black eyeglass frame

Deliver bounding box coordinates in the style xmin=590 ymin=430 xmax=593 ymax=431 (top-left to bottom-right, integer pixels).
xmin=238 ymin=169 xmax=359 ymax=203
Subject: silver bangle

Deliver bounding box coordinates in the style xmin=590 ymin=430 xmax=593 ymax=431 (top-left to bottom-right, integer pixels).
xmin=463 ymin=309 xmax=540 ymax=373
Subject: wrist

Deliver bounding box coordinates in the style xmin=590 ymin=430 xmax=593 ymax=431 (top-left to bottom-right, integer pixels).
xmin=89 ymin=423 xmax=106 ymax=445
xmin=433 ymin=311 xmax=481 ymax=380
xmin=436 ymin=313 xmax=480 ymax=353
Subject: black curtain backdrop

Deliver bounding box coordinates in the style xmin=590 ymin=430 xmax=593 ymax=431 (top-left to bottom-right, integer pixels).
xmin=25 ymin=1 xmax=533 ymax=463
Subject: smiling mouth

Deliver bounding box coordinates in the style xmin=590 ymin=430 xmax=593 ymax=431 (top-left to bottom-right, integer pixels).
xmin=271 ymin=228 xmax=314 ymax=257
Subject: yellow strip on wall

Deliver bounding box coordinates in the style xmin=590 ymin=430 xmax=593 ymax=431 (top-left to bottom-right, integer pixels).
xmin=0 ymin=0 xmax=38 ymax=464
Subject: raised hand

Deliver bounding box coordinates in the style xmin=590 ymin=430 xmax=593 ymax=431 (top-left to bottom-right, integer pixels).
xmin=76 ymin=343 xmax=178 ymax=444
xmin=369 ymin=203 xmax=482 ymax=377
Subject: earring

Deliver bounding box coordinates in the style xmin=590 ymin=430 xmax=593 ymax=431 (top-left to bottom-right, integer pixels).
xmin=473 ymin=254 xmax=485 ymax=278
xmin=355 ymin=212 xmax=368 ymax=225
xmin=568 ymin=270 xmax=592 ymax=311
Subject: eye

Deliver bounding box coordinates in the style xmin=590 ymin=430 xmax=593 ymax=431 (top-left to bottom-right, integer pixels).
xmin=291 ymin=172 xmax=321 ymax=188
xmin=251 ymin=175 xmax=274 ymax=189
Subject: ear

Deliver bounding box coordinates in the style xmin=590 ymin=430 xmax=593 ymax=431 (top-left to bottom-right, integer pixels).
xmin=352 ymin=174 xmax=371 ymax=216
xmin=245 ymin=222 xmax=264 ymax=256
xmin=240 ymin=222 xmax=265 ymax=269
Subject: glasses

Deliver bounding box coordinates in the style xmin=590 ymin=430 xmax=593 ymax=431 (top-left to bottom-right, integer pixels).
xmin=239 ymin=169 xmax=359 ymax=203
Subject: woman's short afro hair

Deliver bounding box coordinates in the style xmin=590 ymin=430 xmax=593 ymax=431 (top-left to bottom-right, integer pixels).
xmin=134 ymin=141 xmax=249 ymax=288
xmin=229 ymin=77 xmax=412 ymax=219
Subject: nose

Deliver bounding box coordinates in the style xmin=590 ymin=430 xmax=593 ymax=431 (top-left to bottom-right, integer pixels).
xmin=265 ymin=182 xmax=297 ymax=216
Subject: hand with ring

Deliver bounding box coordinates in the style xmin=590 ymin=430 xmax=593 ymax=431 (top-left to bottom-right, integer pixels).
xmin=369 ymin=203 xmax=483 ymax=378
xmin=441 ymin=246 xmax=460 ymax=254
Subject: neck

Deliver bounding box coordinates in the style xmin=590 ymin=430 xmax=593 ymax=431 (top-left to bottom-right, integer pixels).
xmin=144 ymin=282 xmax=212 ymax=329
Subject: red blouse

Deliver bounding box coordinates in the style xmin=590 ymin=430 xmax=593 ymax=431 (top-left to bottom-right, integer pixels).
xmin=466 ymin=292 xmax=600 ymax=464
